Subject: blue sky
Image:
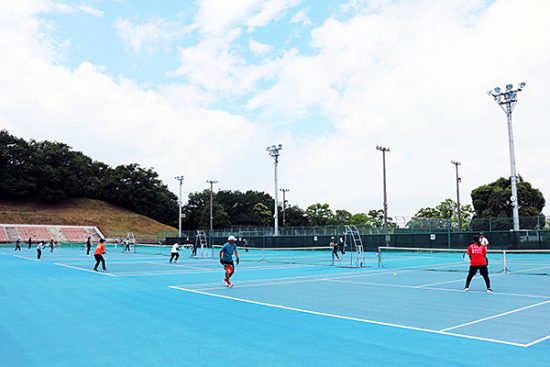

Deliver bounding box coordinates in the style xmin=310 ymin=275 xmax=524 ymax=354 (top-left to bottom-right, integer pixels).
xmin=1 ymin=0 xmax=549 ymax=216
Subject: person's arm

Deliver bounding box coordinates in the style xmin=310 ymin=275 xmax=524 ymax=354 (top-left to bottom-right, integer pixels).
xmin=235 ymin=249 xmax=239 ymax=264
xmin=219 ymin=247 xmax=224 ymax=263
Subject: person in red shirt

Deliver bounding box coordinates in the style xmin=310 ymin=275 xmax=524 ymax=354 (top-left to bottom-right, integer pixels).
xmin=464 ymin=235 xmax=492 ymax=293
xmin=93 ymin=238 xmax=107 ymax=272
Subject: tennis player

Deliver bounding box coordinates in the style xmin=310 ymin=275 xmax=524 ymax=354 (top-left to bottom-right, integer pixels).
xmin=464 ymin=236 xmax=492 ymax=293
xmin=85 ymin=237 xmax=92 ymax=256
xmin=479 ymin=232 xmax=489 ymax=247
xmin=329 ymin=237 xmax=340 ymax=261
xmin=219 ymin=235 xmax=240 ymax=287
xmin=93 ymin=238 xmax=107 ymax=272
xmin=36 ymin=241 xmax=44 ymax=259
xmin=15 ymin=237 xmax=21 ymax=251
xmin=169 ymin=242 xmax=180 ymax=263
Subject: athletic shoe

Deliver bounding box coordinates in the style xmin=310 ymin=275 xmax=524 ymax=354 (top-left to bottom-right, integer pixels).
xmin=487 ymin=288 xmax=493 ymax=293
xmin=224 ymin=279 xmax=230 ymax=287
xmin=227 ymin=281 xmax=233 ymax=288
xmin=93 ymin=269 xmax=98 ymax=272
xmin=464 ymin=288 xmax=469 ymax=291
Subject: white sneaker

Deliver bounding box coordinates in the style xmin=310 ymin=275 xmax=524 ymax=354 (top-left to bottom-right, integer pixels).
xmin=487 ymin=289 xmax=493 ymax=294
xmin=464 ymin=288 xmax=469 ymax=292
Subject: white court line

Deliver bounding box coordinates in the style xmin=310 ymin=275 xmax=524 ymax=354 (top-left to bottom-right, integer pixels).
xmin=55 ymin=263 xmax=117 ymax=277
xmin=13 ymin=255 xmax=40 ymax=262
xmin=169 ymin=285 xmax=528 ymax=348
xmin=524 ymin=334 xmax=550 ymax=347
xmin=440 ymin=300 xmax=550 ymax=332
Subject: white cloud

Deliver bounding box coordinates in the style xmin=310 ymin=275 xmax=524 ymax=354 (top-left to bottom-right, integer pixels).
xmin=114 ymin=17 xmax=187 ymax=52
xmin=249 ymin=38 xmax=273 ymax=56
xmin=49 ymin=2 xmax=104 ymax=17
xmin=290 ymin=8 xmax=311 ymax=25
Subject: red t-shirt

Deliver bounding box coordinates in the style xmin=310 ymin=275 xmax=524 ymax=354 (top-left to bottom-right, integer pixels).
xmin=94 ymin=243 xmax=106 ymax=256
xmin=467 ymin=243 xmax=487 ymax=266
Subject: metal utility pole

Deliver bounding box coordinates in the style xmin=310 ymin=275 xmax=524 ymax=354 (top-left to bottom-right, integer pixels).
xmin=451 ymin=161 xmax=462 ymax=230
xmin=376 ymin=146 xmax=390 ymax=242
xmin=280 ymin=188 xmax=290 ymax=226
xmin=206 ymin=180 xmax=218 ymax=232
xmin=266 ymin=144 xmax=283 ymax=236
xmin=488 ymin=82 xmax=526 ymax=232
xmin=174 ymin=175 xmax=184 ymax=238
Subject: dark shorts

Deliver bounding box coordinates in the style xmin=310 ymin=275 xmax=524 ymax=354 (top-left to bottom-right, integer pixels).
xmin=221 ymin=260 xmax=234 ymax=266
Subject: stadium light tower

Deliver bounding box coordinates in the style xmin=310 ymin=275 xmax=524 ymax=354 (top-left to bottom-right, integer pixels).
xmin=174 ymin=175 xmax=184 ymax=238
xmin=280 ymin=188 xmax=290 ymax=226
xmin=206 ymin=180 xmax=218 ymax=232
xmin=451 ymin=161 xmax=462 ymax=230
xmin=488 ymin=82 xmax=526 ymax=232
xmin=266 ymin=144 xmax=283 ymax=236
xmin=376 ymin=146 xmax=390 ymax=242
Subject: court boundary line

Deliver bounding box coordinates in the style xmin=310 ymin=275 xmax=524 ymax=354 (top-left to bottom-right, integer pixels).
xmin=439 ymin=299 xmax=550 ymax=332
xmin=168 ymin=285 xmax=529 ymax=348
xmin=55 ymin=263 xmax=117 ymax=277
xmin=13 ymin=255 xmax=40 ymax=262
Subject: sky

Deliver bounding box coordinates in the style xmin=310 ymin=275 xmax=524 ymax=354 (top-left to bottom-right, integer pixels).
xmin=1 ymin=0 xmax=549 ymax=219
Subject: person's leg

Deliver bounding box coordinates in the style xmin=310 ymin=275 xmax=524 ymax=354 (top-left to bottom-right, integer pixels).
xmin=37 ymin=249 xmax=41 ymax=259
xmin=169 ymin=253 xmax=175 ymax=263
xmin=465 ymin=266 xmax=478 ymax=288
xmin=333 ymin=249 xmax=339 ymax=260
xmin=480 ymin=266 xmax=491 ymax=289
xmin=93 ymin=255 xmax=100 ymax=270
xmin=175 ymin=253 xmax=180 ymax=263
xmin=100 ymin=255 xmax=106 ymax=270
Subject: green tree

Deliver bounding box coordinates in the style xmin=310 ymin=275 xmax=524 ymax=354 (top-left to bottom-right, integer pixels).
xmin=333 ymin=209 xmax=352 ymax=225
xmin=283 ymin=205 xmax=309 ymax=227
xmin=350 ymin=213 xmax=368 ymax=226
xmin=471 ymin=177 xmax=545 ymax=230
xmin=252 ymin=202 xmax=272 ymax=226
xmin=414 ymin=199 xmax=473 ymax=230
xmin=305 ymin=203 xmax=334 ymax=226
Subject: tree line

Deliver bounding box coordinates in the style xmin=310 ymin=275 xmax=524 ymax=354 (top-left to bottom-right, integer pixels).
xmin=0 ymin=130 xmax=178 ymax=225
xmin=1 ymin=130 xmax=545 ymax=231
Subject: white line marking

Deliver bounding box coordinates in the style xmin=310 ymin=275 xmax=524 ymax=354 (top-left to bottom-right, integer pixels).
xmin=13 ymin=255 xmax=40 ymax=262
xmin=524 ymin=334 xmax=550 ymax=347
xmin=55 ymin=263 xmax=117 ymax=277
xmin=169 ymin=286 xmax=528 ymax=348
xmin=439 ymin=300 xmax=550 ymax=332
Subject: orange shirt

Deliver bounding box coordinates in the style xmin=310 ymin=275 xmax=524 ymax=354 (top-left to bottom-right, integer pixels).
xmin=94 ymin=243 xmax=106 ymax=255
xmin=467 ymin=243 xmax=487 ymax=266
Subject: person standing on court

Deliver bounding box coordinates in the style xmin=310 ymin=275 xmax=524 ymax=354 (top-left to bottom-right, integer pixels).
xmin=37 ymin=241 xmax=44 ymax=259
xmin=169 ymin=242 xmax=180 ymax=263
xmin=49 ymin=238 xmax=55 ymax=253
xmin=15 ymin=237 xmax=22 ymax=251
xmin=85 ymin=236 xmax=92 ymax=256
xmin=479 ymin=232 xmax=489 ymax=247
xmin=329 ymin=237 xmax=340 ymax=261
xmin=28 ymin=237 xmax=32 ymax=250
xmin=93 ymin=238 xmax=107 ymax=272
xmin=464 ymin=236 xmax=492 ymax=293
xmin=219 ymin=235 xmax=240 ymax=288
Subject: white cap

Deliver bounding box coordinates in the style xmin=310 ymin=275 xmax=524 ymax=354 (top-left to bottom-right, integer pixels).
xmin=228 ymin=235 xmax=236 ymax=241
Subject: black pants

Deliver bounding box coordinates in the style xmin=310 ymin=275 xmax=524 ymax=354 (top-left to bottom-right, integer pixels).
xmin=332 ymin=249 xmax=339 ymax=260
xmin=93 ymin=254 xmax=106 ymax=270
xmin=37 ymin=249 xmax=42 ymax=259
xmin=86 ymin=245 xmax=91 ymax=255
xmin=192 ymin=245 xmax=197 ymax=256
xmin=15 ymin=244 xmax=21 ymax=251
xmin=465 ymin=265 xmax=491 ymax=289
xmin=169 ymin=253 xmax=180 ymax=263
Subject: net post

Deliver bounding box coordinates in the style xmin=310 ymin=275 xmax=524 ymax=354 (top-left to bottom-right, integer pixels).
xmin=503 ymin=250 xmax=508 ymax=274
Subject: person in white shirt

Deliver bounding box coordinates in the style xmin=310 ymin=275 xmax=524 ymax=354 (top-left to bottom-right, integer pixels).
xmin=479 ymin=232 xmax=489 ymax=247
xmin=169 ymin=242 xmax=180 ymax=263
xmin=37 ymin=241 xmax=44 ymax=259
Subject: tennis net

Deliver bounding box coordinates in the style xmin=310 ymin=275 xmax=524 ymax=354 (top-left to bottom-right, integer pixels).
xmin=215 ymin=245 xmax=341 ymax=266
xmin=377 ymin=247 xmax=550 ymax=275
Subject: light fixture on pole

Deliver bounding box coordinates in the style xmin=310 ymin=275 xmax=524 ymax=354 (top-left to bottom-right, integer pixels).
xmin=266 ymin=144 xmax=283 ymax=236
xmin=280 ymin=188 xmax=290 ymax=227
xmin=206 ymin=180 xmax=218 ymax=233
xmin=488 ymin=82 xmax=526 ymax=231
xmin=174 ymin=175 xmax=184 ymax=238
xmin=451 ymin=160 xmax=462 ymax=230
xmin=376 ymin=146 xmax=390 ymax=243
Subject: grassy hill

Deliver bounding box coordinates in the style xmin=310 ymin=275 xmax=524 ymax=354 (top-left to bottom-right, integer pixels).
xmin=0 ymin=198 xmax=177 ymax=240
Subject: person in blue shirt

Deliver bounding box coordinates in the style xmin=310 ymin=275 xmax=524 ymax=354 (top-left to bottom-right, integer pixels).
xmin=219 ymin=235 xmax=240 ymax=288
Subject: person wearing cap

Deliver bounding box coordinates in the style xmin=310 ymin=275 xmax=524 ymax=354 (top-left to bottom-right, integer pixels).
xmin=14 ymin=237 xmax=22 ymax=251
xmin=464 ymin=235 xmax=492 ymax=293
xmin=93 ymin=238 xmax=107 ymax=272
xmin=329 ymin=237 xmax=340 ymax=261
xmin=479 ymin=232 xmax=489 ymax=247
xmin=219 ymin=235 xmax=240 ymax=287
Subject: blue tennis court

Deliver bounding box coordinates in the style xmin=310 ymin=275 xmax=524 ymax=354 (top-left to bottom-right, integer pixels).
xmin=1 ymin=245 xmax=549 ymax=366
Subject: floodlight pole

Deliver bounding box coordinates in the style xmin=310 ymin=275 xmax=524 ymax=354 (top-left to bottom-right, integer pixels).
xmin=174 ymin=175 xmax=184 ymax=238
xmin=451 ymin=161 xmax=462 ymax=230
xmin=280 ymin=188 xmax=290 ymax=226
xmin=266 ymin=144 xmax=283 ymax=236
xmin=488 ymin=83 xmax=526 ymax=232
xmin=206 ymin=180 xmax=218 ymax=233
xmin=376 ymin=146 xmax=390 ymax=244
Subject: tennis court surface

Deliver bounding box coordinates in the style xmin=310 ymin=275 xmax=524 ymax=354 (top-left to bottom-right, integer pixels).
xmin=1 ymin=244 xmax=549 ymax=366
